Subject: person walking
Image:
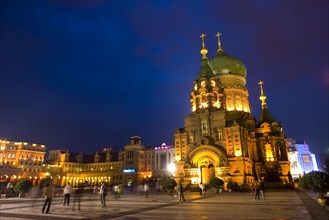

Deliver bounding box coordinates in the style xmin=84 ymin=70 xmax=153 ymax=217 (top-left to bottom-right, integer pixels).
xmin=113 ymin=184 xmax=119 ymax=200
xmin=143 ymin=182 xmax=149 ymax=198
xmin=177 ymin=183 xmax=186 ymax=203
xmin=63 ymin=182 xmax=73 ymax=206
xmin=259 ymin=181 xmax=265 ymax=199
xmin=41 ymin=183 xmax=53 ymax=214
xmin=72 ymin=184 xmax=82 ymax=211
xmin=199 ymin=182 xmax=205 ymax=195
xmin=100 ymin=182 xmax=108 ymax=208
xmin=253 ymin=182 xmax=260 ymax=200
xmin=93 ymin=185 xmax=98 ymax=194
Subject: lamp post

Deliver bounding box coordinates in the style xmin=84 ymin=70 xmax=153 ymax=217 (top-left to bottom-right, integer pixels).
xmin=167 ymin=163 xmax=176 ymax=177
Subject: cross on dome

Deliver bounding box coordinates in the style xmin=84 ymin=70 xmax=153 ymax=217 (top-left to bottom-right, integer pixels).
xmin=200 ymin=33 xmax=208 ymax=59
xmin=216 ymin=32 xmax=223 ymax=52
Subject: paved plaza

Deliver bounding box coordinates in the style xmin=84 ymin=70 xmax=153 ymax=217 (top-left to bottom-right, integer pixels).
xmin=0 ymin=189 xmax=328 ymax=220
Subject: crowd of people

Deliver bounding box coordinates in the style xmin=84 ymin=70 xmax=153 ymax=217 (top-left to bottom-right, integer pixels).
xmin=3 ymin=179 xmax=267 ymax=214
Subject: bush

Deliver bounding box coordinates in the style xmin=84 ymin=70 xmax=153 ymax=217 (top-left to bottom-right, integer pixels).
xmin=162 ymin=178 xmax=177 ymax=192
xmin=210 ymin=178 xmax=224 ymax=193
xmin=226 ymin=181 xmax=234 ymax=191
xmin=233 ymin=182 xmax=239 ymax=192
xmin=40 ymin=177 xmax=52 ymax=189
xmin=299 ymin=171 xmax=329 ymax=196
xmin=13 ymin=179 xmax=33 ymax=195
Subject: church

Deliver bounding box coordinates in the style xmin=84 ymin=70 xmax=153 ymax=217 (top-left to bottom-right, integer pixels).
xmin=173 ymin=33 xmax=291 ymax=187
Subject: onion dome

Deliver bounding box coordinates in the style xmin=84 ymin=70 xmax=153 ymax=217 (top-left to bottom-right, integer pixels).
xmin=209 ymin=32 xmax=247 ymax=78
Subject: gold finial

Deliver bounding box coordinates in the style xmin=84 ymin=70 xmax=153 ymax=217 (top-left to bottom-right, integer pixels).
xmin=216 ymin=32 xmax=223 ymax=52
xmin=258 ymin=80 xmax=267 ymax=109
xmin=200 ymin=33 xmax=208 ymax=59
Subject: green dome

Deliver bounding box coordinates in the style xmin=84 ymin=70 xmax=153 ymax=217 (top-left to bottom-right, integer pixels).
xmin=209 ymin=51 xmax=247 ymax=78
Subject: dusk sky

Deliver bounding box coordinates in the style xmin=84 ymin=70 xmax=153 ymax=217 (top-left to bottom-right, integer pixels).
xmin=0 ymin=1 xmax=328 ymax=158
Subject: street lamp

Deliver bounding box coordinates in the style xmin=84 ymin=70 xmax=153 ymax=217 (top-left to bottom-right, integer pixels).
xmin=167 ymin=163 xmax=176 ymax=176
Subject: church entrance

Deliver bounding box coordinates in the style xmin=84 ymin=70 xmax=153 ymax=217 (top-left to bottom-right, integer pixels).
xmin=200 ymin=164 xmax=215 ymax=184
xmin=264 ymin=169 xmax=281 ymax=182
xmin=262 ymin=162 xmax=282 ymax=182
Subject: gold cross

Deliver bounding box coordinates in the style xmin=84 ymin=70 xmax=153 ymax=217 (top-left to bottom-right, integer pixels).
xmin=200 ymin=33 xmax=206 ymax=42
xmin=258 ymin=81 xmax=264 ymax=95
xmin=215 ymin=32 xmax=222 ymax=39
xmin=216 ymin=32 xmax=223 ymax=52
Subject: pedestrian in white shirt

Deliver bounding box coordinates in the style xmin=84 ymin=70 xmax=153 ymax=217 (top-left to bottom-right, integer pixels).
xmin=63 ymin=183 xmax=73 ymax=206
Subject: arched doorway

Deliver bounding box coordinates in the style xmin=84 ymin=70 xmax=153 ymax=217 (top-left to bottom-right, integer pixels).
xmin=189 ymin=145 xmax=229 ymax=184
xmin=200 ymin=164 xmax=216 ymax=184
xmin=262 ymin=162 xmax=282 ymax=182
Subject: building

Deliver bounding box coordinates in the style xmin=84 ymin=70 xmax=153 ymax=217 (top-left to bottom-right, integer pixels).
xmin=0 ymin=139 xmax=47 ymax=186
xmin=287 ymin=138 xmax=304 ymax=179
xmin=287 ymin=139 xmax=319 ymax=178
xmin=46 ymin=148 xmax=124 ymax=187
xmin=43 ymin=136 xmax=175 ymax=187
xmin=1 ymin=33 xmax=293 ymax=188
xmin=295 ymin=141 xmax=318 ymax=174
xmin=173 ymin=33 xmax=291 ymax=187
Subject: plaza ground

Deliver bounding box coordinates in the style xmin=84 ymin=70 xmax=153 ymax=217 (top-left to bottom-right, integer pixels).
xmin=0 ymin=189 xmax=328 ymax=220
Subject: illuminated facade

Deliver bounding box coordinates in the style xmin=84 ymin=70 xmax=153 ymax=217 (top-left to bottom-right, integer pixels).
xmin=0 ymin=139 xmax=47 ymax=185
xmin=122 ymin=136 xmax=175 ymax=186
xmin=174 ymin=33 xmax=291 ymax=186
xmin=45 ymin=149 xmax=124 ymax=187
xmin=42 ymin=136 xmax=174 ymax=187
xmin=287 ymin=139 xmax=318 ymax=178
xmin=295 ymin=141 xmax=318 ymax=173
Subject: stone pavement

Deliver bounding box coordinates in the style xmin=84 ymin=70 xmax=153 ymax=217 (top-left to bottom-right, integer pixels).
xmin=0 ymin=189 xmax=328 ymax=220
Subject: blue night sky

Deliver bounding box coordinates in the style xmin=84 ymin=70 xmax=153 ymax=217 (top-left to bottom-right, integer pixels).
xmin=0 ymin=1 xmax=328 ymax=158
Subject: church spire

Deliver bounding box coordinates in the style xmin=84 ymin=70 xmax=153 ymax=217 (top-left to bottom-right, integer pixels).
xmin=258 ymin=80 xmax=267 ymax=110
xmin=200 ymin=33 xmax=208 ymax=59
xmin=216 ymin=32 xmax=224 ymax=53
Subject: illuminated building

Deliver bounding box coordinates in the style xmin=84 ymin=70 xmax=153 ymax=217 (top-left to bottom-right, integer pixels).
xmin=0 ymin=33 xmax=294 ymax=188
xmin=43 ymin=136 xmax=174 ymax=187
xmin=0 ymin=139 xmax=47 ymax=185
xmin=287 ymin=139 xmax=318 ymax=178
xmin=295 ymin=141 xmax=318 ymax=173
xmin=122 ymin=136 xmax=175 ymax=186
xmin=45 ymin=149 xmax=124 ymax=187
xmin=174 ymin=33 xmax=291 ymax=186
xmin=287 ymin=138 xmax=303 ymax=179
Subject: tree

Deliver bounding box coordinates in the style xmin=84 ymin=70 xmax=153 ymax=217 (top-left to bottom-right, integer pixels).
xmin=162 ymin=177 xmax=177 ymax=194
xmin=13 ymin=179 xmax=33 ymax=197
xmin=209 ymin=177 xmax=224 ymax=193
xmin=299 ymin=171 xmax=329 ymax=197
xmin=40 ymin=177 xmax=52 ymax=189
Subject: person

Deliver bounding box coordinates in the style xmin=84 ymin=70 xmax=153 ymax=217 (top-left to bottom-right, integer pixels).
xmin=199 ymin=182 xmax=205 ymax=195
xmin=155 ymin=181 xmax=160 ymax=193
xmin=253 ymin=182 xmax=260 ymax=200
xmin=113 ymin=184 xmax=119 ymax=200
xmin=259 ymin=181 xmax=265 ymax=199
xmin=93 ymin=185 xmax=98 ymax=194
xmin=143 ymin=183 xmax=149 ymax=198
xmin=41 ymin=183 xmax=53 ymax=214
xmin=100 ymin=182 xmax=108 ymax=208
xmin=177 ymin=183 xmax=185 ymax=203
xmin=63 ymin=182 xmax=73 ymax=206
xmin=72 ymin=184 xmax=82 ymax=211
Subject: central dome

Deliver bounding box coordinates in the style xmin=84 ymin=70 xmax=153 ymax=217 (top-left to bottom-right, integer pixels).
xmin=209 ymin=51 xmax=247 ymax=78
